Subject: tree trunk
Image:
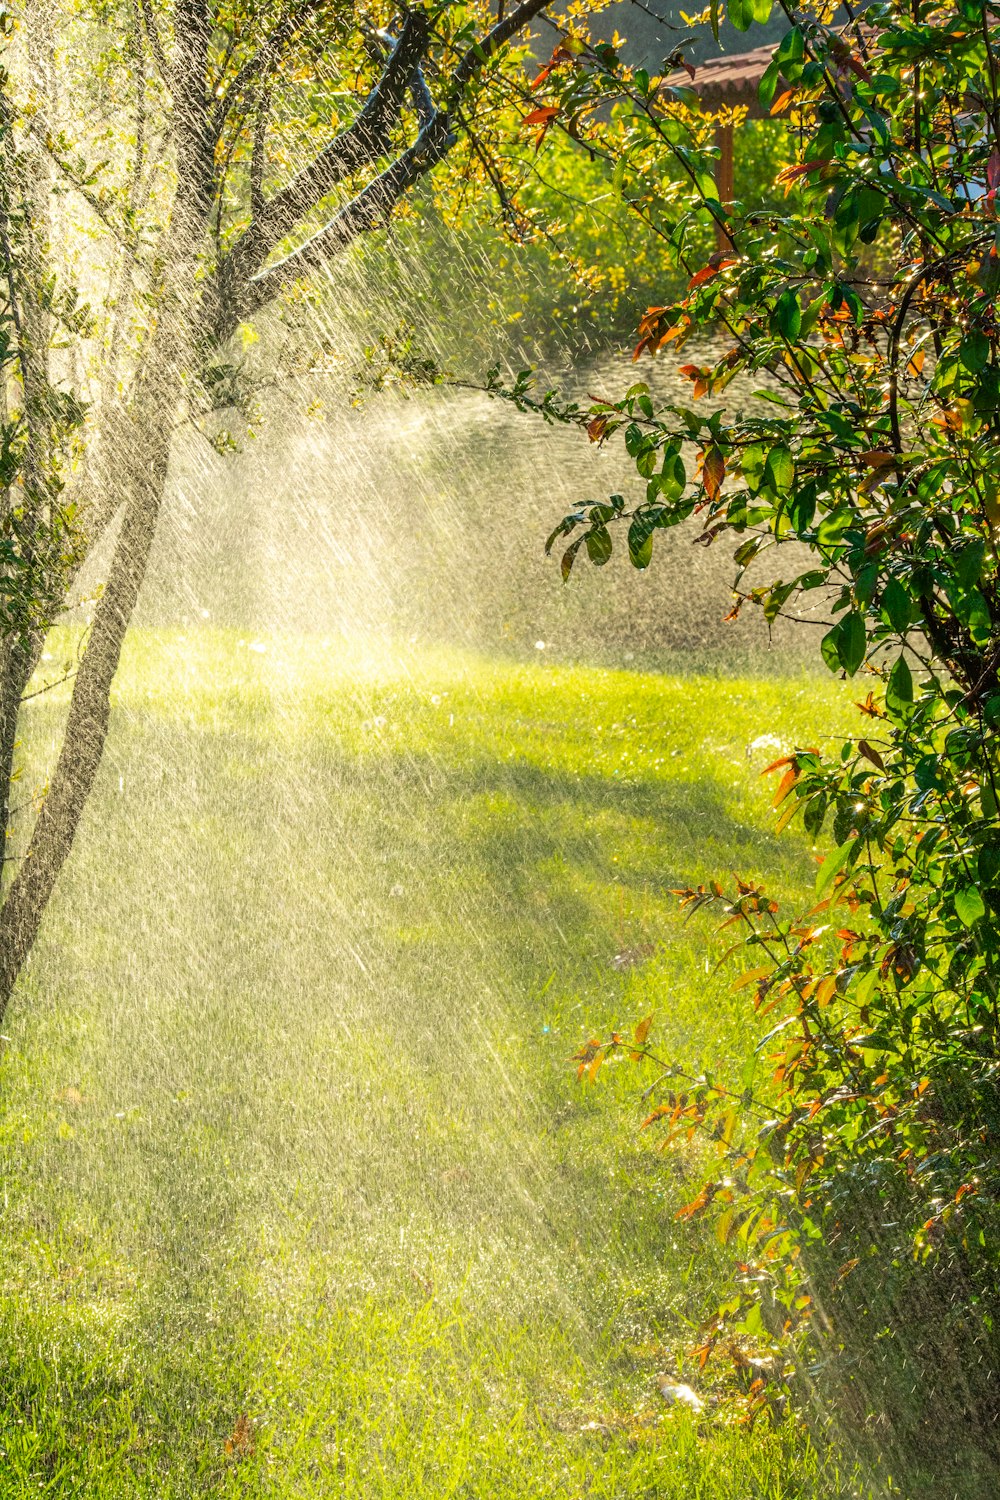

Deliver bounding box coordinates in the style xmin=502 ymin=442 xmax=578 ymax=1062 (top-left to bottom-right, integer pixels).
xmin=0 ymin=633 xmax=44 ymax=874
xmin=0 ymin=344 xmax=178 ymax=1019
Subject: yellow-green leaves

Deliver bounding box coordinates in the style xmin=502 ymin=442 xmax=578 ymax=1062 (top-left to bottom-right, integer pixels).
xmin=955 ymin=886 xmax=986 ymax=928
xmin=729 ymin=0 xmax=774 ymax=32
xmin=814 ymin=834 xmax=858 ymax=899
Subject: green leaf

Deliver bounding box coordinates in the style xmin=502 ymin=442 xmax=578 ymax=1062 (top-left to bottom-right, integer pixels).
xmin=660 ymin=447 xmax=686 ymax=497
xmin=628 ymin=518 xmax=653 ymax=569
xmin=886 ymin=654 xmax=913 ymax=718
xmin=959 ymin=332 xmax=990 ymax=372
xmin=786 ymin=483 xmax=816 ymax=532
xmin=821 ymin=612 xmax=866 ymax=676
xmin=880 ymin=577 xmax=911 ymax=632
xmin=854 ymin=967 xmax=879 ymax=1007
xmin=758 ymin=56 xmax=780 ymax=110
xmin=815 ymin=836 xmax=857 ymax=899
xmin=963 ymin=587 xmax=993 ymax=645
xmin=763 ymin=444 xmax=794 ymax=496
xmin=803 ymin=792 xmax=828 ymax=837
xmin=772 ymin=289 xmax=802 ymax=340
xmin=764 ymin=580 xmax=796 ymax=624
xmin=955 ymin=538 xmax=986 ymax=590
xmin=561 ymin=536 xmax=584 ymax=581
xmin=839 ymin=611 xmax=866 ymax=675
xmin=821 ymin=623 xmax=842 ymax=674
xmin=855 ymin=561 xmax=878 ymax=607
xmin=585 ymin=527 xmax=613 ymax=565
xmin=955 ymin=885 xmax=986 ymax=928
xmin=740 ymin=443 xmax=767 ymax=489
xmin=728 ymin=0 xmax=753 ymax=31
xmin=775 ymin=26 xmax=805 ymax=71
xmin=738 ymin=1301 xmax=766 ymax=1337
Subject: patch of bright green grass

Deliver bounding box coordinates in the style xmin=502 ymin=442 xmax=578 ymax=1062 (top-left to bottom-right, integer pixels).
xmin=0 ymin=630 xmax=870 ymax=1497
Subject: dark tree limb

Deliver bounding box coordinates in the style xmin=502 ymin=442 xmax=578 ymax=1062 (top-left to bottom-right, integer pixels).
xmin=217 ymin=0 xmax=551 ymax=335
xmin=240 ymin=109 xmax=457 ymax=317
xmin=217 ymin=7 xmax=431 ymax=312
xmin=138 ymin=0 xmax=169 ymax=79
xmin=173 ymin=0 xmax=215 ymax=224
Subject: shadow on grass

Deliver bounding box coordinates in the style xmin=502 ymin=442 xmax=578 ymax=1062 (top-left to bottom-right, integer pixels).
xmin=0 ymin=708 xmax=848 ymax=1500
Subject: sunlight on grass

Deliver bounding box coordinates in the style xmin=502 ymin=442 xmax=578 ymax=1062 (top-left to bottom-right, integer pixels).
xmin=0 ymin=630 xmax=866 ymax=1497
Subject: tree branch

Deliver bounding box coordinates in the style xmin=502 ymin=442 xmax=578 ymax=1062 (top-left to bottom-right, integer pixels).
xmin=450 ymin=0 xmax=550 ymax=99
xmin=217 ymin=7 xmax=431 ymax=314
xmin=217 ymin=0 xmax=552 ymax=335
xmin=253 ymin=11 xmax=429 ymax=242
xmin=210 ymin=0 xmax=327 ymax=135
xmin=241 ymin=110 xmax=456 ymax=317
xmin=137 ymin=0 xmax=169 ymax=79
xmin=172 ymin=0 xmax=215 ymax=227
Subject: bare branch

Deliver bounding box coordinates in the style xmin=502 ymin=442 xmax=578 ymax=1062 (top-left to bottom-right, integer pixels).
xmin=242 ymin=110 xmax=456 ymax=313
xmin=138 ymin=0 xmax=169 ymax=79
xmin=217 ymin=0 xmax=553 ymax=333
xmin=211 ymin=0 xmax=327 ymax=135
xmin=217 ymin=7 xmax=431 ymax=309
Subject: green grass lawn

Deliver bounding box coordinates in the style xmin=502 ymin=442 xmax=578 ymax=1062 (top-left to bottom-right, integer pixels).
xmin=0 ymin=630 xmax=869 ymax=1497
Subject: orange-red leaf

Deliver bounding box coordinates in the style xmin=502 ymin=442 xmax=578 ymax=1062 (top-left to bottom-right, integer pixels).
xmin=761 ymin=754 xmax=796 ymax=776
xmin=856 ymin=692 xmax=885 ymax=719
xmin=776 ymin=158 xmax=832 ymax=188
xmin=523 ymin=106 xmax=560 ymax=127
xmin=772 ymin=765 xmax=798 ymax=807
xmin=676 ymin=1185 xmax=712 ymax=1220
xmin=224 ymin=1415 xmax=255 ymax=1460
xmin=702 ymin=446 xmax=725 ymax=502
xmin=688 ymin=256 xmax=738 ymax=290
xmin=523 ymin=105 xmax=559 ymax=149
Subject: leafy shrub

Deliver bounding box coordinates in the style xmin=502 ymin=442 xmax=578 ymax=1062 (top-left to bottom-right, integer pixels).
xmin=498 ymin=0 xmax=1000 ymax=1485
